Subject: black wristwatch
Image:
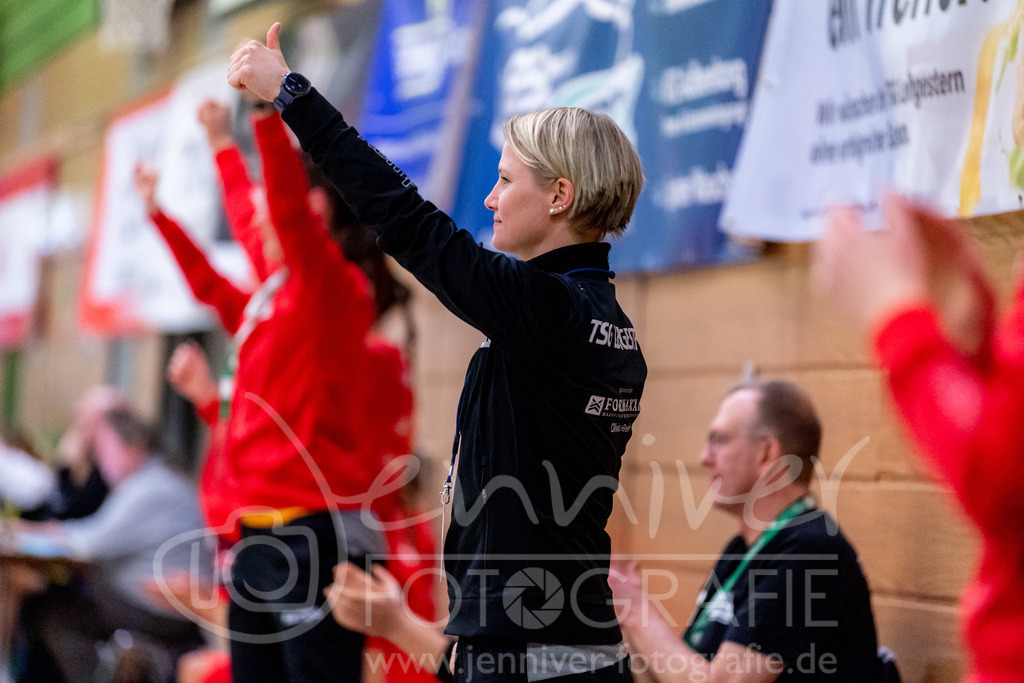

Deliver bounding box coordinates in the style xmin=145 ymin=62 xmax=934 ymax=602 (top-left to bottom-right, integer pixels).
xmin=273 ymin=72 xmax=311 ymax=112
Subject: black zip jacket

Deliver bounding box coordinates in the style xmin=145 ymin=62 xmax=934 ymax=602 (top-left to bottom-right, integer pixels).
xmin=284 ymin=90 xmax=647 ymax=644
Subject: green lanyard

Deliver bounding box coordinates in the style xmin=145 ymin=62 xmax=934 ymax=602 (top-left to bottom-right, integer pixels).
xmin=682 ymin=495 xmax=815 ymax=650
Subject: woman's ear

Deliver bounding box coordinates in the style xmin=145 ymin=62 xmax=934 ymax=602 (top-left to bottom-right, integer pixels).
xmin=549 ymin=178 xmax=575 ymax=215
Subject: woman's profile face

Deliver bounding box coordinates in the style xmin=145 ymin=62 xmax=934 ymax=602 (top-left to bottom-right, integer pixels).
xmin=484 ymin=144 xmax=558 ymax=260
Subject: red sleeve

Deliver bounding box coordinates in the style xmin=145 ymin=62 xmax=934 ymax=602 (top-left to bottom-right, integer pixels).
xmin=252 ymin=113 xmax=347 ymax=278
xmin=370 ymin=340 xmax=415 ymax=458
xmin=150 ymin=210 xmax=248 ymax=334
xmin=196 ymin=399 xmax=219 ymax=427
xmin=997 ymin=276 xmax=1024 ymax=358
xmin=408 ymin=516 xmax=437 ymax=620
xmin=214 ymin=146 xmax=269 ymax=281
xmin=874 ymin=303 xmax=1024 ymax=535
xmin=195 ymin=651 xmax=231 ymax=683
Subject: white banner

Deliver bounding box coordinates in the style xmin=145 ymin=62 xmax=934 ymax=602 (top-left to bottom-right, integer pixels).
xmin=0 ymin=160 xmax=52 ymax=349
xmin=207 ymin=0 xmax=261 ymax=17
xmin=80 ymin=64 xmax=251 ymax=335
xmin=722 ymin=0 xmax=1022 ymax=242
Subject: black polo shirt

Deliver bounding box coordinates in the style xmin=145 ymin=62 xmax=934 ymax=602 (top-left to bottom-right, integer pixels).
xmin=688 ymin=510 xmax=884 ymax=681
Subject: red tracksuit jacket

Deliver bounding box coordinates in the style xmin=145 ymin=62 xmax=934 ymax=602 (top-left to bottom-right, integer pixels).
xmin=874 ymin=283 xmax=1024 ymax=683
xmin=150 ymin=113 xmax=379 ymax=528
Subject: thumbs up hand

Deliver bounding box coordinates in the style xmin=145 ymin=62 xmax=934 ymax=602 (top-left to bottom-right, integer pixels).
xmin=227 ymin=22 xmax=291 ymax=102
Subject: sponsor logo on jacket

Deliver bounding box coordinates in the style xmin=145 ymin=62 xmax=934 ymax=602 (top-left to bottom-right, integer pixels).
xmin=588 ymin=319 xmax=638 ymax=350
xmin=585 ymin=395 xmax=640 ymax=418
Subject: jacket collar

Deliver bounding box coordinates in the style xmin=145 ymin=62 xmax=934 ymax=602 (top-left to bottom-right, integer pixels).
xmin=526 ymin=242 xmax=613 ymax=279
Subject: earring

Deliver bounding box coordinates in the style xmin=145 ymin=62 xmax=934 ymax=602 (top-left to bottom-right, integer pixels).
xmin=549 ymin=208 xmax=556 ymax=214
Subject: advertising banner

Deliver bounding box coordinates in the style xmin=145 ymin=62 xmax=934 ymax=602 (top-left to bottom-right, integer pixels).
xmin=357 ymin=0 xmax=481 ymax=205
xmin=722 ymin=0 xmax=1021 ymax=242
xmin=288 ymin=0 xmax=384 ymax=119
xmin=0 ymin=159 xmax=55 ymax=349
xmin=449 ymin=0 xmax=774 ymax=271
xmin=80 ymin=66 xmax=251 ymax=335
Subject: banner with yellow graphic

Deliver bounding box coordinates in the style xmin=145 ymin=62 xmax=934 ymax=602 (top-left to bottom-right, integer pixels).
xmin=721 ymin=0 xmax=1024 ymax=242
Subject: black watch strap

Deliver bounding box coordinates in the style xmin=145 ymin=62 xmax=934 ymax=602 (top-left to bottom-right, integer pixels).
xmin=273 ymin=72 xmax=312 ymax=112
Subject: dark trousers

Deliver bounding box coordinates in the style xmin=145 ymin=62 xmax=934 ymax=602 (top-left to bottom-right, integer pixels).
xmin=452 ymin=637 xmax=632 ymax=683
xmin=227 ymin=512 xmax=368 ymax=683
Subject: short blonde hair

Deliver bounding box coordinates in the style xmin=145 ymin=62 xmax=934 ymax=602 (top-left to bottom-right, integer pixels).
xmin=503 ymin=107 xmax=644 ymax=238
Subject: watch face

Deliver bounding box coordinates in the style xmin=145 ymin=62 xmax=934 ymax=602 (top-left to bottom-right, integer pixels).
xmin=283 ymin=72 xmax=311 ymax=95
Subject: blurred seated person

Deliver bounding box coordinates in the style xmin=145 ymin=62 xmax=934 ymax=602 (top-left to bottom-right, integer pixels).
xmin=610 ymin=381 xmax=893 ymax=682
xmin=22 ymin=385 xmax=126 ymax=522
xmin=141 ymin=572 xmax=230 ymax=683
xmin=2 ymin=387 xmax=125 ymax=675
xmin=16 ymin=407 xmax=213 ymax=683
xmin=0 ymin=436 xmax=54 ymax=517
xmin=0 ymin=435 xmax=54 ymax=680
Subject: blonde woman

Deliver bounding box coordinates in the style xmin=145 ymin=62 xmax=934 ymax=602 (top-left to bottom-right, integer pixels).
xmin=229 ymin=23 xmax=647 ymax=683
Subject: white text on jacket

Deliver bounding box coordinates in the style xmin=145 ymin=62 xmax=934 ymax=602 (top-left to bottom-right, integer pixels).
xmin=589 ymin=319 xmax=638 ymax=350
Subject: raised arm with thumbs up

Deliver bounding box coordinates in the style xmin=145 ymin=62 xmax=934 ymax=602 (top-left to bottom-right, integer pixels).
xmin=226 ymin=22 xmax=291 ymax=102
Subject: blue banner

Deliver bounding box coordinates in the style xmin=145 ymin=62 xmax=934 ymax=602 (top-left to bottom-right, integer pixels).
xmin=449 ymin=0 xmax=773 ymax=272
xmin=358 ymin=0 xmax=481 ymax=205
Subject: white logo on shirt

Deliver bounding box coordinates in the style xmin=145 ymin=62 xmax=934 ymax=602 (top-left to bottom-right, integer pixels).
xmin=706 ymin=590 xmax=735 ymax=625
xmin=588 ymin=319 xmax=638 ymax=350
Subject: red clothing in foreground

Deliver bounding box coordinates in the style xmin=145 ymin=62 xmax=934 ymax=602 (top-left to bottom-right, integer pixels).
xmin=193 ymin=398 xmax=236 ymax=540
xmin=368 ymin=505 xmax=437 ymax=683
xmin=151 ymin=113 xmax=377 ymax=522
xmin=149 ymin=211 xmax=244 ymax=534
xmin=213 ymin=142 xmax=271 ymax=283
xmin=874 ymin=283 xmax=1024 ymax=683
xmin=365 ymin=334 xmax=414 ymax=471
xmin=360 ymin=336 xmax=430 ymax=682
xmin=154 ymin=138 xmax=265 ymax=535
xmin=193 ymin=649 xmax=232 ymax=683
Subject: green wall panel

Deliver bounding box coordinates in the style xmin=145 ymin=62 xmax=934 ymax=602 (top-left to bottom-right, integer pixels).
xmin=0 ymin=0 xmax=99 ymax=90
